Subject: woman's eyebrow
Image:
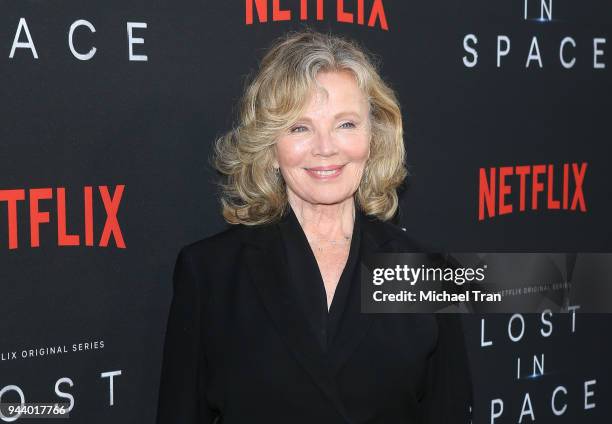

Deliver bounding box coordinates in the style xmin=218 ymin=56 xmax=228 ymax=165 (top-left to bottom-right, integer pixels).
xmin=297 ymin=111 xmax=362 ymax=122
xmin=334 ymin=111 xmax=362 ymax=119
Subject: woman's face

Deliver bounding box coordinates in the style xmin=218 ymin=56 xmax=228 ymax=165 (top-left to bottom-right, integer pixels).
xmin=274 ymin=70 xmax=371 ymax=207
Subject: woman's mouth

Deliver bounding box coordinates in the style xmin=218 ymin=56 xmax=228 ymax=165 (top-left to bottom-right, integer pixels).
xmin=305 ymin=165 xmax=345 ymax=179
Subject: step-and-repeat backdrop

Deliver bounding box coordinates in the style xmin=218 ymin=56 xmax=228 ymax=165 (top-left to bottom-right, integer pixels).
xmin=1 ymin=1 xmax=610 ymax=423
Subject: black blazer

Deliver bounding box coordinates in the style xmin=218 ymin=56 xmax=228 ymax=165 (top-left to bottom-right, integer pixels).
xmin=156 ymin=208 xmax=473 ymax=424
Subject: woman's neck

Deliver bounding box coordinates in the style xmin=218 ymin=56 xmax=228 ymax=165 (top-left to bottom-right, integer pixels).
xmin=287 ymin=193 xmax=355 ymax=242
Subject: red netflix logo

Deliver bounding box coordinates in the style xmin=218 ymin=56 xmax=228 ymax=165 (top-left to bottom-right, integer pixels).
xmin=245 ymin=0 xmax=389 ymax=30
xmin=0 ymin=185 xmax=125 ymax=250
xmin=478 ymin=163 xmax=587 ymax=220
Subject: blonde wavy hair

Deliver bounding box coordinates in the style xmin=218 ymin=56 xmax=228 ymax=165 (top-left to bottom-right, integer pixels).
xmin=213 ymin=28 xmax=407 ymax=225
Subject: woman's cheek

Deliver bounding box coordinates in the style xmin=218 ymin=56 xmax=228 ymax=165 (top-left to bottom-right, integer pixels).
xmin=342 ymin=133 xmax=370 ymax=159
xmin=277 ymin=139 xmax=311 ymax=166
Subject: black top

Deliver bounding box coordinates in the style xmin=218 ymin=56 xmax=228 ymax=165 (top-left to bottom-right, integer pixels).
xmin=156 ymin=205 xmax=474 ymax=424
xmin=277 ymin=204 xmax=361 ymax=351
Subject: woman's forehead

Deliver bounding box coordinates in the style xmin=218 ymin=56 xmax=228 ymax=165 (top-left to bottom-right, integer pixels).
xmin=301 ymin=72 xmax=368 ymax=113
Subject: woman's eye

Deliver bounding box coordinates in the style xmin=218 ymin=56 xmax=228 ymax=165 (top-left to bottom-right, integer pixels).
xmin=340 ymin=122 xmax=356 ymax=129
xmin=290 ymin=125 xmax=307 ymax=133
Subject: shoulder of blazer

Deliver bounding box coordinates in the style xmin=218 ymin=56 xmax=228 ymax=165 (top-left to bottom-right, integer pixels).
xmin=178 ymin=224 xmax=249 ymax=269
xmin=360 ymin=214 xmax=436 ymax=253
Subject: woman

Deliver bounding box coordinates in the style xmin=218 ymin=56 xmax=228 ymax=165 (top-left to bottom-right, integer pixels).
xmin=156 ymin=29 xmax=472 ymax=424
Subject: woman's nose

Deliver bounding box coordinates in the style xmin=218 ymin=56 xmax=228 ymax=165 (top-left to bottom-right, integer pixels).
xmin=311 ymin=130 xmax=338 ymax=157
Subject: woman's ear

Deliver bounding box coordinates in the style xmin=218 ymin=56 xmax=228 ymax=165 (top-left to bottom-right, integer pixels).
xmin=271 ymin=145 xmax=279 ymax=169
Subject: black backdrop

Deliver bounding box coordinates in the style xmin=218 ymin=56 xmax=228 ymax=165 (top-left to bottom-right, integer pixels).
xmin=1 ymin=1 xmax=611 ymax=423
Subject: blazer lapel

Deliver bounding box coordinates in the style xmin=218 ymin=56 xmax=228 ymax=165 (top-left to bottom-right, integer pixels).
xmin=328 ymin=212 xmax=392 ymax=376
xmin=243 ymin=223 xmax=355 ymax=423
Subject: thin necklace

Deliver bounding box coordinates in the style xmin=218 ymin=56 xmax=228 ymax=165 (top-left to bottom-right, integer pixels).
xmin=306 ymin=235 xmax=351 ymax=244
xmin=306 ymin=234 xmax=352 ymax=253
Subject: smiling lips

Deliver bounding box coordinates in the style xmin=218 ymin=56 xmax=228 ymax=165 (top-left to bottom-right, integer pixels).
xmin=304 ymin=164 xmax=345 ymax=179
